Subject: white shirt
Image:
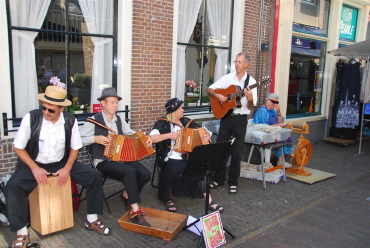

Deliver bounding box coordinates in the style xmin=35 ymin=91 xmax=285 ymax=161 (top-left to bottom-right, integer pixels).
xmin=149 ymin=124 xmax=183 ymax=161
xmin=149 ymin=124 xmax=212 ymax=162
xmin=13 ymin=112 xmax=82 ymax=164
xmin=80 ymin=112 xmax=135 ymax=147
xmin=209 ymin=72 xmax=258 ymax=115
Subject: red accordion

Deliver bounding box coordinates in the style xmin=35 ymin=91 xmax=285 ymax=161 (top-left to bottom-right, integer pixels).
xmin=103 ymin=131 xmax=155 ymax=162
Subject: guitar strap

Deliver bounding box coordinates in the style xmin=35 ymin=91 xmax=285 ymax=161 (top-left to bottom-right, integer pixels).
xmin=243 ymin=74 xmax=251 ymax=93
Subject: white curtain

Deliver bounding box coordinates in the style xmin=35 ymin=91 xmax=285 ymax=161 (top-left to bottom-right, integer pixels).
xmin=207 ymin=0 xmax=231 ymax=81
xmin=10 ymin=0 xmax=51 ymax=117
xmin=176 ymin=0 xmax=202 ymax=99
xmin=79 ymin=0 xmax=113 ymax=105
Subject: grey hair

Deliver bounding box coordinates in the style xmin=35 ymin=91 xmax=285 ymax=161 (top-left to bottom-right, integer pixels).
xmin=266 ymin=93 xmax=279 ymax=100
xmin=236 ymin=52 xmax=250 ymax=63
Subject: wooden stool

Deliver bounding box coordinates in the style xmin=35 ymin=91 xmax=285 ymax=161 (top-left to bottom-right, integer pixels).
xmin=29 ymin=176 xmax=74 ymax=235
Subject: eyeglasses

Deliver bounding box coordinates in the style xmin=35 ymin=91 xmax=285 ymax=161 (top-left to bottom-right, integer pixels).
xmin=41 ymin=106 xmax=56 ymax=114
xmin=269 ymin=99 xmax=279 ymax=104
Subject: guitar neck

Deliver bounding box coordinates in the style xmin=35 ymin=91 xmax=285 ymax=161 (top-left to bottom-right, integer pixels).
xmin=230 ymin=82 xmax=259 ymax=99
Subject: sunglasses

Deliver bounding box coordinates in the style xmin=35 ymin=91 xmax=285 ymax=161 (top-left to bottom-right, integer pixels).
xmin=41 ymin=106 xmax=56 ymax=114
xmin=269 ymin=99 xmax=279 ymax=104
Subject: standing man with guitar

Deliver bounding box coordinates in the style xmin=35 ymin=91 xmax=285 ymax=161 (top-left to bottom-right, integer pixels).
xmin=207 ymin=52 xmax=257 ymax=194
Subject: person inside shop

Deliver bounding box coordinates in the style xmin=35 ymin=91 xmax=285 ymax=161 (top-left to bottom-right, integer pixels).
xmin=5 ymin=85 xmax=111 ymax=248
xmin=207 ymin=52 xmax=257 ymax=194
xmin=80 ymin=87 xmax=151 ymax=227
xmin=149 ymin=98 xmax=224 ymax=213
xmin=253 ymin=93 xmax=292 ymax=167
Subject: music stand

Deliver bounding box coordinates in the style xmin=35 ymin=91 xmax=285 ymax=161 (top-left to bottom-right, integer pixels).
xmin=182 ymin=141 xmax=235 ymax=245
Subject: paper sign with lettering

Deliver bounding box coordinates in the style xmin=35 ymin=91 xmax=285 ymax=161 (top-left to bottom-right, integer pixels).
xmin=200 ymin=211 xmax=226 ymax=248
xmin=339 ymin=5 xmax=358 ymax=41
xmin=92 ymin=104 xmax=103 ymax=113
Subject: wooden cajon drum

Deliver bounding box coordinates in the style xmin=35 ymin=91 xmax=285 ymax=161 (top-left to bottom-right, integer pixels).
xmin=29 ymin=176 xmax=74 ymax=235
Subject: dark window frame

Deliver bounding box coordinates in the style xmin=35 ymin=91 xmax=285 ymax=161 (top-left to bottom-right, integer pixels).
xmin=178 ymin=0 xmax=235 ymax=115
xmin=6 ymin=0 xmax=118 ymax=118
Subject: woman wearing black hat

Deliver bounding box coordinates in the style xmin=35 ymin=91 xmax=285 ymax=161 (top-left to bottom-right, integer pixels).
xmin=149 ymin=98 xmax=224 ymax=213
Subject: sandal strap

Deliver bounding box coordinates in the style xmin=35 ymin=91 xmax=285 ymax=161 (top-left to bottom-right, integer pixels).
xmin=86 ymin=219 xmax=111 ymax=235
xmin=130 ymin=208 xmax=145 ymax=218
xmin=12 ymin=235 xmax=29 ymax=248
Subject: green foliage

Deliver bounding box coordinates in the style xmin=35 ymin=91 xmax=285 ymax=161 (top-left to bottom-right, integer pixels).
xmin=201 ymin=95 xmax=210 ymax=103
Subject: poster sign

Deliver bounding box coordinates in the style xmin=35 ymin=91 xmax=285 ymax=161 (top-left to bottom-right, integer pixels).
xmin=200 ymin=211 xmax=226 ymax=248
xmin=92 ymin=104 xmax=102 ymax=113
xmin=339 ymin=5 xmax=358 ymax=40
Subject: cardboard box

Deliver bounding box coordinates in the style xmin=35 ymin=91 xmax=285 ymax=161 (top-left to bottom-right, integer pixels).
xmin=118 ymin=206 xmax=187 ymax=241
xmin=29 ymin=176 xmax=74 ymax=235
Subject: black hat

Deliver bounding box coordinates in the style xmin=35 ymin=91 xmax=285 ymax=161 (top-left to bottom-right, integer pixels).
xmin=165 ymin=98 xmax=183 ymax=114
xmin=97 ymin=87 xmax=122 ymax=101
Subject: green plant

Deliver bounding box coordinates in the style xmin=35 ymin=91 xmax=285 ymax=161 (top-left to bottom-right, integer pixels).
xmin=188 ymin=98 xmax=197 ymax=103
xmin=201 ymin=95 xmax=210 ymax=103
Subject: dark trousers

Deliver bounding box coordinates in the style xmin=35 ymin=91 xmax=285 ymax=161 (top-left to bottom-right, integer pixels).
xmin=5 ymin=159 xmax=104 ymax=232
xmin=97 ymin=160 xmax=150 ymax=205
xmin=214 ymin=114 xmax=248 ymax=186
xmin=158 ymin=159 xmax=204 ymax=203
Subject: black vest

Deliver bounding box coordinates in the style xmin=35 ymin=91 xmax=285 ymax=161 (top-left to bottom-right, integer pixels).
xmin=25 ymin=109 xmax=74 ymax=160
xmin=90 ymin=113 xmax=123 ymax=160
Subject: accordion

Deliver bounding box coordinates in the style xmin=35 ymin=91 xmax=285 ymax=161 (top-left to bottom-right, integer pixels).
xmin=103 ymin=131 xmax=155 ymax=162
xmin=174 ymin=127 xmax=210 ymax=153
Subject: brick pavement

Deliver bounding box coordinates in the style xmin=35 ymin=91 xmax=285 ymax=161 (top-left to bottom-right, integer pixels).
xmin=1 ymin=140 xmax=370 ymax=247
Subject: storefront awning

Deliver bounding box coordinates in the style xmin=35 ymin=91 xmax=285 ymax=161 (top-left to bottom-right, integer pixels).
xmin=328 ymin=39 xmax=370 ymax=57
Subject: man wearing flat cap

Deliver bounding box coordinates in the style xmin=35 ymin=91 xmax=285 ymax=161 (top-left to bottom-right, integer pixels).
xmin=80 ymin=87 xmax=152 ymax=227
xmin=5 ymin=85 xmax=111 ymax=248
xmin=253 ymin=93 xmax=292 ymax=167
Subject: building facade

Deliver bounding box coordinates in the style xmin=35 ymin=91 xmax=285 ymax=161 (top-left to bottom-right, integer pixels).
xmin=0 ymin=0 xmax=369 ymax=178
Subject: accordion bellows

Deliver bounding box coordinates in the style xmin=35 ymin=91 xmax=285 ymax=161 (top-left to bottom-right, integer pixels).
xmin=103 ymin=131 xmax=155 ymax=162
xmin=174 ymin=127 xmax=210 ymax=153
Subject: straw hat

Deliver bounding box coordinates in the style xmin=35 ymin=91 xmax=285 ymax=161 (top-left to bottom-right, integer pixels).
xmin=37 ymin=86 xmax=71 ymax=106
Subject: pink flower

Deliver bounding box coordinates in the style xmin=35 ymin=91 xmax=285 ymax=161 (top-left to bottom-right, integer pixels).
xmin=185 ymin=80 xmax=197 ymax=89
xmin=49 ymin=76 xmax=67 ymax=90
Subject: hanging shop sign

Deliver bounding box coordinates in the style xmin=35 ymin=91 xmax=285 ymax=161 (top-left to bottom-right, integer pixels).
xmin=339 ymin=5 xmax=358 ymax=41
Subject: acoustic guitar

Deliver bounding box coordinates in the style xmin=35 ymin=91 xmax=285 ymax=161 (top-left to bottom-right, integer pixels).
xmin=210 ymin=76 xmax=271 ymax=119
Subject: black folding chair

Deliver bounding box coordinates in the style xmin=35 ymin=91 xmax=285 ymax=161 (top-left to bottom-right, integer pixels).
xmin=79 ymin=145 xmax=125 ymax=214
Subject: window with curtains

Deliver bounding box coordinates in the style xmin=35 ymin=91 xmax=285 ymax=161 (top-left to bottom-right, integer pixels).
xmin=176 ymin=0 xmax=233 ymax=110
xmin=7 ymin=0 xmax=117 ymax=117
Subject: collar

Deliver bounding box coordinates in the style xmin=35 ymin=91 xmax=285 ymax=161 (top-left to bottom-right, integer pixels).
xmin=233 ymin=71 xmax=248 ymax=82
xmin=43 ymin=112 xmax=65 ymax=125
xmin=102 ymin=111 xmax=117 ymax=123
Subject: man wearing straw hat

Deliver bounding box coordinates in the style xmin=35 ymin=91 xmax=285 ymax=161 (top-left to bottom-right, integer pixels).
xmin=5 ymin=85 xmax=111 ymax=248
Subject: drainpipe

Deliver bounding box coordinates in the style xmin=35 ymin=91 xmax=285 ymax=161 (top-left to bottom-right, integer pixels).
xmin=271 ymin=0 xmax=280 ymax=92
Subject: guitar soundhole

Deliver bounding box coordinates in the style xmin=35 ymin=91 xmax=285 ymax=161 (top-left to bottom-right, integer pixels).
xmin=227 ymin=95 xmax=232 ymax=102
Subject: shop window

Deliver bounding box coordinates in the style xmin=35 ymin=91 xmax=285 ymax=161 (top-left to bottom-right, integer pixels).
xmin=176 ymin=0 xmax=233 ymax=111
xmin=339 ymin=5 xmax=358 ymax=41
xmin=292 ymin=0 xmax=330 ymax=36
xmin=8 ymin=0 xmax=117 ymax=117
xmin=287 ymin=37 xmax=326 ymax=117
